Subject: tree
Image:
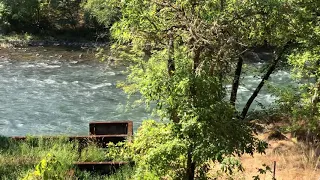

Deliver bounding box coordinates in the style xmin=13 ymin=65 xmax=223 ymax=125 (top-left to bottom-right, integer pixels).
xmin=281 ymin=0 xmax=320 ymax=141
xmin=0 ymin=0 xmax=98 ymax=35
xmin=81 ymin=0 xmax=120 ymax=27
xmin=85 ymin=0 xmax=312 ymax=178
xmin=0 ymin=0 xmax=39 ymax=32
xmin=0 ymin=1 xmax=9 ymax=32
xmin=224 ymin=0 xmax=311 ymax=119
xmin=39 ymin=0 xmax=83 ymax=30
xmin=100 ymin=0 xmax=273 ymax=179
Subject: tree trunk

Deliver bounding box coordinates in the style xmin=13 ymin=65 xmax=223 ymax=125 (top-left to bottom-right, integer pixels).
xmin=168 ymin=32 xmax=175 ymax=77
xmin=190 ymin=48 xmax=202 ymax=98
xmin=185 ymin=48 xmax=202 ymax=180
xmin=220 ymin=0 xmax=226 ymax=10
xmin=230 ymin=57 xmax=243 ymax=107
xmin=311 ymin=60 xmax=320 ymax=116
xmin=311 ymin=81 xmax=320 ymax=116
xmin=240 ymin=46 xmax=288 ymax=120
xmin=186 ymin=147 xmax=196 ymax=180
xmin=167 ymin=32 xmax=179 ymax=123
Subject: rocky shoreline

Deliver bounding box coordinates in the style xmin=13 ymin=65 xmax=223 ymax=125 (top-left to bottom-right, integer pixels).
xmin=0 ymin=39 xmax=109 ymax=48
xmin=0 ymin=43 xmax=104 ymax=63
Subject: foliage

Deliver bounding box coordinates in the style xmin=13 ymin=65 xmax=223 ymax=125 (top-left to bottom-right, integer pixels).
xmin=0 ymin=136 xmax=113 ymax=179
xmin=0 ymin=0 xmax=39 ymax=32
xmin=82 ymin=0 xmax=120 ymax=27
xmin=272 ymin=0 xmax=320 ymax=141
xmin=77 ymin=166 xmax=135 ymax=180
xmin=79 ymin=144 xmax=106 ymax=162
xmin=20 ymin=137 xmax=79 ymax=180
xmin=281 ymin=48 xmax=320 ymax=140
xmin=92 ymin=0 xmax=317 ymax=178
xmin=107 ymin=119 xmax=266 ymax=179
xmin=86 ymin=0 xmax=313 ymax=178
xmin=107 ymin=120 xmax=187 ymax=179
xmin=23 ymin=153 xmax=65 ymax=180
xmin=0 ymin=0 xmax=103 ymax=39
xmin=252 ymin=164 xmax=273 ymax=180
xmin=0 ymin=1 xmax=8 ymax=31
xmin=2 ymin=0 xmax=319 ymax=178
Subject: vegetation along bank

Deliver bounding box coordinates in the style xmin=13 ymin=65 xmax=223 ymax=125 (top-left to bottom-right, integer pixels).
xmin=1 ymin=0 xmax=320 ymax=179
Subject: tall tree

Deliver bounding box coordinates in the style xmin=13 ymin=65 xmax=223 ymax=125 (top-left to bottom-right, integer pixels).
xmin=96 ymin=0 xmax=268 ymax=179
xmin=85 ymin=0 xmax=315 ymax=178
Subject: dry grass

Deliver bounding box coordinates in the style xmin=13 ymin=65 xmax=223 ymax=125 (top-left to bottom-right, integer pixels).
xmin=241 ymin=139 xmax=320 ymax=180
xmin=241 ymin=130 xmax=320 ymax=180
xmin=209 ymin=130 xmax=320 ymax=180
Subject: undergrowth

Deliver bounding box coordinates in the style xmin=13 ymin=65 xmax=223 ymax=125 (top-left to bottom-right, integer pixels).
xmin=0 ymin=136 xmax=132 ymax=180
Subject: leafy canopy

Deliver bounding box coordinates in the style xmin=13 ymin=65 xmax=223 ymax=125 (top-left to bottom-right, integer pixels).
xmin=84 ymin=0 xmax=311 ymax=178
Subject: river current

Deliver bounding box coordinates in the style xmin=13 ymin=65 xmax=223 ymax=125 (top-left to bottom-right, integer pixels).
xmin=0 ymin=47 xmax=292 ymax=136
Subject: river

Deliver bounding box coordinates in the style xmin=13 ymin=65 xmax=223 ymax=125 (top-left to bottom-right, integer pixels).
xmin=0 ymin=46 xmax=292 ymax=136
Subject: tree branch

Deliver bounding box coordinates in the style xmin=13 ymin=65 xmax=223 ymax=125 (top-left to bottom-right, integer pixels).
xmin=240 ymin=43 xmax=290 ymax=119
xmin=168 ymin=32 xmax=175 ymax=76
xmin=230 ymin=56 xmax=244 ymax=106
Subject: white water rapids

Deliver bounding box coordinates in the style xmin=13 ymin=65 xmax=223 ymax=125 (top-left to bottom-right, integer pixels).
xmin=0 ymin=47 xmax=293 ymax=136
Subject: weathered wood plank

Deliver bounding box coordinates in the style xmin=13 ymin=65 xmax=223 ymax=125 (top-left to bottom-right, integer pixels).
xmin=89 ymin=121 xmax=133 ymax=136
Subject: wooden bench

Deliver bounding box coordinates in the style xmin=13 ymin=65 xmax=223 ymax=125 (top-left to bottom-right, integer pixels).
xmin=10 ymin=120 xmax=134 ymax=175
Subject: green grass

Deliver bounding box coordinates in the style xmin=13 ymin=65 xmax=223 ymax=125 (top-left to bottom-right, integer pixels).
xmin=78 ymin=166 xmax=134 ymax=180
xmin=0 ymin=136 xmax=133 ymax=180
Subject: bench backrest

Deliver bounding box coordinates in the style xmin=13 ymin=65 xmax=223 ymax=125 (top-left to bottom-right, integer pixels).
xmin=89 ymin=121 xmax=133 ymax=136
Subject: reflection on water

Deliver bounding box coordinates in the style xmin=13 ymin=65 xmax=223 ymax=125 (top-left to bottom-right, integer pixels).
xmin=0 ymin=47 xmax=293 ymax=136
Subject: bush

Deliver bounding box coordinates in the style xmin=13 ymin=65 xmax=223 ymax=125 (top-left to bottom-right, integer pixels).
xmin=106 ymin=120 xmax=266 ymax=179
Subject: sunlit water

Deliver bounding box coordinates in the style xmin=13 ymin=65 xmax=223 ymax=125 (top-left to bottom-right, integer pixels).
xmin=0 ymin=47 xmax=293 ymax=136
xmin=229 ymin=68 xmax=293 ymax=110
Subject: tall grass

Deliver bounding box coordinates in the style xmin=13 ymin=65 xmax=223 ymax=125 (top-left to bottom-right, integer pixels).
xmin=0 ymin=136 xmax=133 ymax=180
xmin=78 ymin=166 xmax=134 ymax=180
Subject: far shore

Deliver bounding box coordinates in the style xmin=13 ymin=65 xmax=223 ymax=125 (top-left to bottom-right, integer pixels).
xmin=0 ymin=39 xmax=109 ymax=48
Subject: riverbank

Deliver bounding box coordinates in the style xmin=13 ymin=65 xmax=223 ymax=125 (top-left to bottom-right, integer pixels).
xmin=2 ymin=120 xmax=320 ymax=179
xmin=0 ymin=136 xmax=133 ymax=179
xmin=0 ymin=45 xmax=99 ymax=62
xmin=0 ymin=34 xmax=109 ymax=48
xmin=0 ymin=34 xmax=117 ymax=67
xmin=208 ymin=118 xmax=320 ymax=180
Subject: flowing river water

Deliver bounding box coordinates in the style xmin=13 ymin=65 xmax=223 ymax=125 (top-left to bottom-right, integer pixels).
xmin=0 ymin=46 xmax=292 ymax=136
